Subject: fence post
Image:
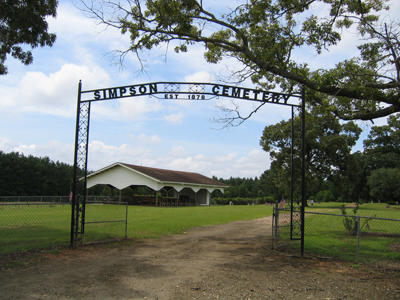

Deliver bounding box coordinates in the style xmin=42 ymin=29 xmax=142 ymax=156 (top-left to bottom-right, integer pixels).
xmin=356 ymin=216 xmax=360 ymax=263
xmin=125 ymin=203 xmax=128 ymax=239
xmin=273 ymin=201 xmax=279 ymax=250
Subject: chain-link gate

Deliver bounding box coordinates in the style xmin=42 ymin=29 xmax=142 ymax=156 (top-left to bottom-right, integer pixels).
xmin=272 ymin=201 xmax=302 ymax=250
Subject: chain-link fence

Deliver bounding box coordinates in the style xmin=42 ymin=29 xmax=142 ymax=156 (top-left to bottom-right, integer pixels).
xmin=0 ymin=195 xmax=112 ymax=204
xmin=0 ymin=196 xmax=71 ymax=204
xmin=272 ymin=206 xmax=400 ymax=265
xmin=0 ymin=197 xmax=128 ymax=255
xmin=0 ymin=203 xmax=71 ymax=255
xmin=305 ymin=211 xmax=400 ymax=264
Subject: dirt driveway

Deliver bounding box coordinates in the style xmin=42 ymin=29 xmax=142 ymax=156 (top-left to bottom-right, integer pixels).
xmin=1 ymin=216 xmax=399 ymax=299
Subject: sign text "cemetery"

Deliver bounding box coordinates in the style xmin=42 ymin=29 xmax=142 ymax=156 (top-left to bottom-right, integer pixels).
xmin=86 ymin=82 xmax=295 ymax=105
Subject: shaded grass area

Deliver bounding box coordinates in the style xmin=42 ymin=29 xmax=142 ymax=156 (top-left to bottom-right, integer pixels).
xmin=0 ymin=204 xmax=273 ymax=255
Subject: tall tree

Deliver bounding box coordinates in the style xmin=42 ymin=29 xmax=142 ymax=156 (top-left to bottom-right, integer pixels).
xmin=332 ymin=151 xmax=371 ymax=202
xmin=0 ymin=151 xmax=76 ymax=196
xmin=260 ymin=108 xmax=361 ymax=199
xmin=367 ymin=168 xmax=400 ymax=203
xmin=79 ymin=0 xmax=399 ymax=122
xmin=259 ymin=169 xmax=280 ymax=200
xmin=363 ymin=113 xmax=400 ymax=169
xmin=0 ymin=0 xmax=58 ymax=75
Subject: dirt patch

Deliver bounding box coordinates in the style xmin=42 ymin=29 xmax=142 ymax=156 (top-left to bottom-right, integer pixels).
xmin=1 ymin=216 xmax=399 ymax=299
xmin=389 ymin=243 xmax=400 ymax=253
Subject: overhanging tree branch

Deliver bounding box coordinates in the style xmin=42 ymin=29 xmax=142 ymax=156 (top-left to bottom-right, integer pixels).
xmin=77 ymin=0 xmax=400 ymax=122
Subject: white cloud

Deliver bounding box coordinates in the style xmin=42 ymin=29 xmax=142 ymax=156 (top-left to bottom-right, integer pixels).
xmin=0 ymin=85 xmax=19 ymax=108
xmin=164 ymin=112 xmax=184 ymax=125
xmin=165 ymin=147 xmax=269 ymax=178
xmin=0 ymin=137 xmax=74 ymax=164
xmin=169 ymin=146 xmax=189 ymax=157
xmin=116 ymin=97 xmax=164 ymax=121
xmin=49 ymin=2 xmax=98 ymax=38
xmin=1 ymin=133 xmax=270 ymax=178
xmin=168 ymin=157 xmax=212 ymax=172
xmin=215 ymin=152 xmax=237 ymax=163
xmin=211 ymin=149 xmax=270 ymax=178
xmin=194 ymin=154 xmax=206 ymax=160
xmin=6 ymin=64 xmax=111 ymax=117
xmin=128 ymin=134 xmax=162 ymax=145
xmin=0 ymin=137 xmax=22 ymax=152
xmin=50 ymin=1 xmax=131 ymax=53
xmin=88 ymin=140 xmax=150 ymax=168
xmin=185 ymin=71 xmax=213 ymax=83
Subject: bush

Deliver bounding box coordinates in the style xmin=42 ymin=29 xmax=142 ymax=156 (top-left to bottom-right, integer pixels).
xmin=316 ymin=190 xmax=335 ymax=202
xmin=211 ymin=197 xmax=269 ymax=205
xmin=264 ymin=196 xmax=275 ymax=204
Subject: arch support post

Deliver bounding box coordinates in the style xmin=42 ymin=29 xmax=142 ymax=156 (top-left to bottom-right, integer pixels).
xmin=300 ymin=86 xmax=306 ymax=257
xmin=289 ymin=86 xmax=306 ymax=257
xmin=70 ymin=81 xmax=91 ymax=247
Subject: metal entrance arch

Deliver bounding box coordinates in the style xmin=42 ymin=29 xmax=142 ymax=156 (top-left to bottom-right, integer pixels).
xmin=70 ymin=81 xmax=306 ymax=253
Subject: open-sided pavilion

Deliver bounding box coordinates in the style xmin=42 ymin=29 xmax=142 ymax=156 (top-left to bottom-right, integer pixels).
xmin=86 ymin=162 xmax=229 ymax=206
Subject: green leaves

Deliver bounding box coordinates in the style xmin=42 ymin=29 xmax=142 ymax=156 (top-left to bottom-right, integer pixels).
xmin=0 ymin=151 xmax=74 ymax=196
xmin=367 ymin=168 xmax=400 ymax=202
xmin=81 ymin=0 xmax=398 ymax=121
xmin=0 ymin=0 xmax=58 ymax=75
xmin=302 ymin=15 xmax=341 ymax=54
xmin=363 ymin=114 xmax=400 ymax=174
xmin=260 ymin=106 xmax=362 ymax=197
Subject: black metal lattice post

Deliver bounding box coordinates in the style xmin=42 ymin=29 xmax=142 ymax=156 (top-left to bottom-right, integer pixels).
xmin=289 ymin=87 xmax=306 ymax=258
xmin=70 ymin=81 xmax=91 ymax=247
xmin=290 ymin=108 xmax=302 ymax=240
xmin=300 ymin=86 xmax=306 ymax=257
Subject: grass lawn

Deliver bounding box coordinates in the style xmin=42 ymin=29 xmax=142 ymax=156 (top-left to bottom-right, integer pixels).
xmin=2 ymin=201 xmax=399 ymax=263
xmin=0 ymin=204 xmax=273 ymax=255
xmin=302 ymin=202 xmax=400 ymax=262
xmin=0 ymin=204 xmax=72 ymax=254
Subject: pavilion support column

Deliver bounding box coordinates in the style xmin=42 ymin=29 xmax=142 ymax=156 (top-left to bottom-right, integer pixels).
xmin=128 ymin=186 xmax=136 ymax=205
xmin=119 ymin=190 xmax=122 ymax=205
xmin=129 ymin=185 xmax=136 ymax=198
xmin=108 ymin=185 xmax=114 ymax=200
xmin=156 ymin=191 xmax=158 ymax=207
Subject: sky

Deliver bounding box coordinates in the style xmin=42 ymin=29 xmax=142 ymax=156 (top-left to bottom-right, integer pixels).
xmin=0 ymin=0 xmax=398 ymax=180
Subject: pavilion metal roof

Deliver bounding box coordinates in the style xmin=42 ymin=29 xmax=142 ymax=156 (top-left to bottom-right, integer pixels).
xmin=119 ymin=163 xmax=228 ymax=187
xmin=86 ymin=162 xmax=228 ymax=188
